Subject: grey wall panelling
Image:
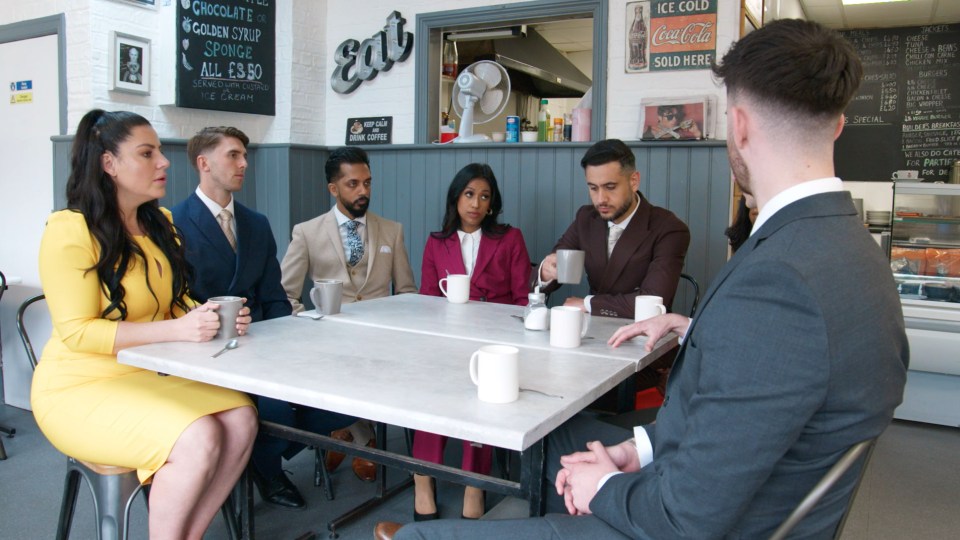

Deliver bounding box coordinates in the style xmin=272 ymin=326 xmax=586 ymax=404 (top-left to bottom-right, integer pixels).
xmin=51 ymin=139 xmax=731 ymax=316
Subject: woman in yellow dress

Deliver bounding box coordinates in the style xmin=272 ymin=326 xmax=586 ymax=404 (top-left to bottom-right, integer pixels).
xmin=32 ymin=109 xmax=258 ymax=539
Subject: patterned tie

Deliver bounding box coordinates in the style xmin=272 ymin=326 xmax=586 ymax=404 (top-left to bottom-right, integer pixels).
xmin=218 ymin=209 xmax=237 ymax=252
xmin=345 ymin=220 xmax=364 ymax=266
xmin=608 ymin=225 xmax=624 ymax=256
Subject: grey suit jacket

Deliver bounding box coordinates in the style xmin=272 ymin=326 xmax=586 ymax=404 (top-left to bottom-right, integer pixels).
xmin=279 ymin=209 xmax=417 ymax=312
xmin=592 ymin=191 xmax=909 ymax=539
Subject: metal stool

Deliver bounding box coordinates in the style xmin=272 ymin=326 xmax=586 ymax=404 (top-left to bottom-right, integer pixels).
xmin=18 ymin=294 xmax=241 ymax=539
xmin=1 ymin=270 xmax=14 ymax=460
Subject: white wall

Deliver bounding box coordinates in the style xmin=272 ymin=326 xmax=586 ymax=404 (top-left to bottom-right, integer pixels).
xmin=2 ymin=0 xmax=743 ymax=144
xmin=322 ymin=0 xmax=741 ymax=143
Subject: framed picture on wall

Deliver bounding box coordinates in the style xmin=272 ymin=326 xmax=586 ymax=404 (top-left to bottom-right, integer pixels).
xmin=111 ymin=32 xmax=150 ymax=95
xmin=112 ymin=0 xmax=157 ymax=7
xmin=639 ymin=96 xmax=716 ymax=140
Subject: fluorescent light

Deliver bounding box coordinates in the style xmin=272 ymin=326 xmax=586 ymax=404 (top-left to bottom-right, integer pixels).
xmin=446 ymin=26 xmax=525 ymax=42
xmin=842 ymin=0 xmax=910 ymax=5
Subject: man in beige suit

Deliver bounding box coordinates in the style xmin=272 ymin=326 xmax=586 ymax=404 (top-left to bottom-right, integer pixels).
xmin=280 ymin=146 xmax=417 ymax=480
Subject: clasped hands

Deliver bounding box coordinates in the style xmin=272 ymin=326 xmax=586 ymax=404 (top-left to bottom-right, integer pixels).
xmin=183 ymin=298 xmax=252 ymax=342
xmin=555 ymin=439 xmax=641 ymax=515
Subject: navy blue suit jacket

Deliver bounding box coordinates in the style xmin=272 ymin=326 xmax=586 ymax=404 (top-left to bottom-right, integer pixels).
xmin=172 ymin=193 xmax=292 ymax=322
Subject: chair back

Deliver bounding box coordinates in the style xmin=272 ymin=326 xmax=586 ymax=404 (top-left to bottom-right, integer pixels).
xmin=768 ymin=437 xmax=877 ymax=540
xmin=676 ymin=273 xmax=700 ymax=317
xmin=17 ymin=294 xmax=46 ymax=371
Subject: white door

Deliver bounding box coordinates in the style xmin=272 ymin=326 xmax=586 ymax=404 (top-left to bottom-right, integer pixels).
xmin=0 ymin=33 xmax=58 ymax=409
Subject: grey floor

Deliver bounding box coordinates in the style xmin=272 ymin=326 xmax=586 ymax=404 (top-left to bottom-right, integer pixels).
xmin=1 ymin=402 xmax=958 ymax=539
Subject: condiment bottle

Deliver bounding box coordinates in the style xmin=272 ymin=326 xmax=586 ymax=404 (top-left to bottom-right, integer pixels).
xmin=524 ymin=287 xmax=550 ymax=330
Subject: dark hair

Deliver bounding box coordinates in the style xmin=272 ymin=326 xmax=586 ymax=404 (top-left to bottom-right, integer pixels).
xmin=712 ymin=19 xmax=862 ymax=121
xmin=432 ymin=163 xmax=509 ymax=239
xmin=325 ymin=146 xmax=370 ymax=184
xmin=580 ymin=139 xmax=636 ymax=174
xmin=725 ymin=196 xmax=753 ymax=253
xmin=66 ymin=109 xmax=192 ymax=320
xmin=187 ymin=126 xmax=249 ymax=170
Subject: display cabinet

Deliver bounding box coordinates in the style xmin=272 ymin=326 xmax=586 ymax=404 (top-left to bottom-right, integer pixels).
xmin=888 ymin=182 xmax=960 ymax=427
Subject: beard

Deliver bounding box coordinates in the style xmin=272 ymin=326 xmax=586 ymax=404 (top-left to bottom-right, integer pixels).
xmin=342 ymin=196 xmax=370 ymax=218
xmin=602 ymin=194 xmax=636 ymax=223
xmin=728 ymin=143 xmax=752 ymax=196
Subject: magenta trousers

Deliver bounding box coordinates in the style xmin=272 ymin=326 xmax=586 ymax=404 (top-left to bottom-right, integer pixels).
xmin=411 ymin=430 xmax=493 ymax=474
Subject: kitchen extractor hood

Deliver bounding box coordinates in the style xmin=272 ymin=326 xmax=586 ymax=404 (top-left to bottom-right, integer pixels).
xmin=448 ymin=26 xmax=591 ymax=98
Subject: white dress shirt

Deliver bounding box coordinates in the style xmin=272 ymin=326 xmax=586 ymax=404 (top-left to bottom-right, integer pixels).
xmin=195 ymin=187 xmax=236 ymax=238
xmin=457 ymin=229 xmax=482 ymax=276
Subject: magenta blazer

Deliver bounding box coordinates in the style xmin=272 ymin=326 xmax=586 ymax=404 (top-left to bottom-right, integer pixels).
xmin=420 ymin=227 xmax=531 ymax=306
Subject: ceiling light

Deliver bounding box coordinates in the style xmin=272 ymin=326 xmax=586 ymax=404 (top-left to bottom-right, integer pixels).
xmin=446 ymin=26 xmax=526 ymax=42
xmin=842 ymin=0 xmax=911 ymax=5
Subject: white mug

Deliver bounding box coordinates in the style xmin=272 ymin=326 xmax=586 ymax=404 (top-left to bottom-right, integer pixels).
xmin=634 ymin=295 xmax=667 ymax=322
xmin=549 ymin=306 xmax=590 ymax=348
xmin=439 ymin=274 xmax=470 ymax=304
xmin=892 ymin=170 xmax=919 ymax=180
xmin=469 ymin=345 xmax=520 ymax=403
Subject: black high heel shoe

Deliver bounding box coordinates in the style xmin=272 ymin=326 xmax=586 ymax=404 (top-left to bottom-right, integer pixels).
xmin=414 ymin=476 xmax=438 ymax=521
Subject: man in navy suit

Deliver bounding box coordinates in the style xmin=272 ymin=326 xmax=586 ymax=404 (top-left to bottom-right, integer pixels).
xmin=173 ymin=127 xmax=355 ymax=509
xmin=377 ymin=19 xmax=908 ymax=540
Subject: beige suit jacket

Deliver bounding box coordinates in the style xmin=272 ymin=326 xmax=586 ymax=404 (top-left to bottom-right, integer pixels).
xmin=279 ymin=209 xmax=417 ymax=312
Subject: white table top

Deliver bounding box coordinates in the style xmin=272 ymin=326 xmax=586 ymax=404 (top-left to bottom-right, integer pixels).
xmin=305 ymin=294 xmax=677 ymax=370
xmin=119 ymin=316 xmax=644 ymax=451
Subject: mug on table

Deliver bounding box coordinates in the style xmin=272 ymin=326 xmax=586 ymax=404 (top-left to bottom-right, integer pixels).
xmin=439 ymin=274 xmax=470 ymax=304
xmin=209 ymin=296 xmax=243 ymax=339
xmin=550 ymin=306 xmax=590 ymax=348
xmin=469 ymin=345 xmax=520 ymax=403
xmin=635 ymin=295 xmax=666 ymax=322
xmin=310 ymin=279 xmax=343 ymax=315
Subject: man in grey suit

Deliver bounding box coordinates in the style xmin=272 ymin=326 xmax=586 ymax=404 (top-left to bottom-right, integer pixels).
xmin=280 ymin=146 xmax=417 ymax=482
xmin=378 ymin=19 xmax=908 ymax=540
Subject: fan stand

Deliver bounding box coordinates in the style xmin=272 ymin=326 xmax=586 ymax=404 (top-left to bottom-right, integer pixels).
xmin=453 ymin=94 xmax=491 ymax=144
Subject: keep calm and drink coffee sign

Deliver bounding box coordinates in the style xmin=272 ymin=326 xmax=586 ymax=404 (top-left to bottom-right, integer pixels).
xmin=346 ymin=117 xmax=393 ymax=145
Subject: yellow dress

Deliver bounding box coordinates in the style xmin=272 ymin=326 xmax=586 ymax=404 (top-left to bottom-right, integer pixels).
xmin=31 ymin=209 xmax=253 ymax=482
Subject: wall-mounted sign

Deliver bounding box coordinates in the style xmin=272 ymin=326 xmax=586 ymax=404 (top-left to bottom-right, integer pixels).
xmin=331 ymin=11 xmax=413 ymax=94
xmin=345 ymin=116 xmax=393 ymax=145
xmin=626 ymin=0 xmax=717 ymax=73
xmin=9 ymin=80 xmax=32 ymax=91
xmin=176 ymin=0 xmax=276 ymax=115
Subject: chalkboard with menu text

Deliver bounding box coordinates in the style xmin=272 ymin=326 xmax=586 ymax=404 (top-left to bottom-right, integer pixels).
xmin=835 ymin=24 xmax=959 ymax=182
xmin=176 ymin=0 xmax=275 ymax=115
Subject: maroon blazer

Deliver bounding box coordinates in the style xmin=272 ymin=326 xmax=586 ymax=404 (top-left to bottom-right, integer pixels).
xmin=543 ymin=193 xmax=690 ymax=318
xmin=420 ymin=227 xmax=531 ymax=306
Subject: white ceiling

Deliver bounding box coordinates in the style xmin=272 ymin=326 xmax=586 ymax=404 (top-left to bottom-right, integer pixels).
xmin=801 ymin=0 xmax=960 ymax=29
xmin=534 ymin=0 xmax=960 ymax=54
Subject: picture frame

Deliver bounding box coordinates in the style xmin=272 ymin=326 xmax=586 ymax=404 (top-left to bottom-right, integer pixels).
xmin=112 ymin=0 xmax=157 ymax=8
xmin=639 ymin=95 xmax=716 ymax=141
xmin=111 ymin=32 xmax=150 ymax=95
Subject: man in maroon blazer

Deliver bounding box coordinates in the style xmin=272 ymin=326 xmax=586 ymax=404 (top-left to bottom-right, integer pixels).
xmin=539 ymin=139 xmax=690 ymax=319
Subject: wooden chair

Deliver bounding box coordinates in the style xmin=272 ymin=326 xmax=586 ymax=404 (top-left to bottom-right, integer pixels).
xmin=769 ymin=438 xmax=877 ymax=540
xmin=18 ymin=294 xmax=241 ymax=540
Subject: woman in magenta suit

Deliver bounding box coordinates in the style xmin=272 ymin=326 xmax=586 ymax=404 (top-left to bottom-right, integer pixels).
xmin=413 ymin=163 xmax=531 ymax=520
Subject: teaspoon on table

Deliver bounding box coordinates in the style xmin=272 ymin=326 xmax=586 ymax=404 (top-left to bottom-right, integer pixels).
xmin=212 ymin=338 xmax=239 ymax=358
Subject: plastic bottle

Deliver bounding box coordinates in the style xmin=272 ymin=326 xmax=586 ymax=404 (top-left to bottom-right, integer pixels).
xmin=537 ymin=99 xmax=551 ymax=142
xmin=524 ymin=288 xmax=550 ymax=330
xmin=553 ymin=117 xmax=564 ymax=142
xmin=441 ymin=40 xmax=458 ymax=78
xmin=563 ymin=113 xmax=573 ymax=142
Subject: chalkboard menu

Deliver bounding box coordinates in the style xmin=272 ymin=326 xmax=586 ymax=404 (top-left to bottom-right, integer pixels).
xmin=836 ymin=24 xmax=960 ymax=182
xmin=176 ymin=0 xmax=275 ymax=116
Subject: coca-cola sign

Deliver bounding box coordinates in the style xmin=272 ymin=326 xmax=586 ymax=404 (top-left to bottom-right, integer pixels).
xmin=625 ymin=0 xmax=717 ymax=73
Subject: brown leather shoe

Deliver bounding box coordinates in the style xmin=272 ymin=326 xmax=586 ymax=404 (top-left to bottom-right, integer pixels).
xmin=325 ymin=428 xmax=353 ymax=472
xmin=352 ymin=439 xmax=377 ymax=482
xmin=374 ymin=521 xmax=402 ymax=540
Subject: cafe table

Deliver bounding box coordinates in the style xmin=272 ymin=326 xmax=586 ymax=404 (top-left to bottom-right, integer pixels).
xmin=118 ymin=296 xmax=676 ymax=537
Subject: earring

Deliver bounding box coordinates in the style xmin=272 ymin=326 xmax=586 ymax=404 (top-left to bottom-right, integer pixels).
xmin=487 ymin=209 xmax=493 ymax=215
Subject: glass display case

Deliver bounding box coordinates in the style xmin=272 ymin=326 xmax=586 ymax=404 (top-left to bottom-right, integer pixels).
xmin=888 ymin=182 xmax=960 ymax=428
xmin=889 ymin=182 xmax=960 ymax=305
